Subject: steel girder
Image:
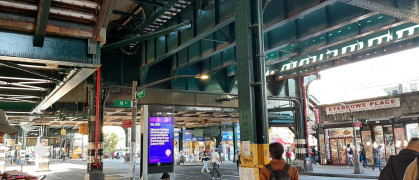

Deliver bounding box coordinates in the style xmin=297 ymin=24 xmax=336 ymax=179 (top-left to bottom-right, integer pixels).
xmin=33 ymin=0 xmax=52 ymax=47
xmin=0 ymin=30 xmax=100 ymax=67
xmin=339 ymin=0 xmax=419 ymax=24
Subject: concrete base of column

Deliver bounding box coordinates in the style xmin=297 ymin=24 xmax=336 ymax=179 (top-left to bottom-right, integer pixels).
xmin=84 ymin=171 xmax=105 ymax=180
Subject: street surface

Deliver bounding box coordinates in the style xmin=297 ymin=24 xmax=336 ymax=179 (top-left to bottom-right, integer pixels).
xmin=3 ymin=159 xmax=375 ymax=180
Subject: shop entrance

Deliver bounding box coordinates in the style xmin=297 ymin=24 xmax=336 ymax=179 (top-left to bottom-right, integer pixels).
xmin=329 ymin=137 xmax=361 ymax=165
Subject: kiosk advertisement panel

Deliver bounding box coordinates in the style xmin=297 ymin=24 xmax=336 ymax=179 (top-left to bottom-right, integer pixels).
xmin=148 ymin=117 xmax=173 ymax=165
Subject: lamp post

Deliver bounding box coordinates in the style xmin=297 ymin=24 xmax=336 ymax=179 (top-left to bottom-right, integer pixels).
xmin=340 ymin=103 xmax=364 ymax=174
xmin=139 ymin=74 xmax=209 ymax=89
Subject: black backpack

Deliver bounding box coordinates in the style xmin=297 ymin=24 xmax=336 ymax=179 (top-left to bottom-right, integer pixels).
xmin=265 ymin=164 xmax=291 ymax=180
xmin=349 ymin=148 xmax=353 ymax=155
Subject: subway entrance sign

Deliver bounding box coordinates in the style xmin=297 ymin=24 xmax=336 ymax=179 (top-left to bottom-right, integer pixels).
xmin=136 ymin=90 xmax=145 ymax=98
xmin=115 ymin=100 xmax=132 ymax=108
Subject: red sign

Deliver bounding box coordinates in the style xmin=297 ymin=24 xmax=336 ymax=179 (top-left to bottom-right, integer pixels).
xmin=122 ymin=120 xmax=132 ymax=128
xmin=354 ymin=122 xmax=362 ymax=127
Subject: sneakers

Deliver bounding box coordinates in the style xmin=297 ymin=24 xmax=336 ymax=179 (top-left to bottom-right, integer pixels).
xmin=202 ymin=171 xmax=205 ymax=173
xmin=207 ymin=170 xmax=211 ymax=173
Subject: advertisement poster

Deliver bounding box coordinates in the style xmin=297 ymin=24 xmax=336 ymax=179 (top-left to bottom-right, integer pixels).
xmin=328 ymin=128 xmax=353 ymax=138
xmin=149 ymin=117 xmax=173 ymax=164
xmin=394 ymin=127 xmax=406 ymax=154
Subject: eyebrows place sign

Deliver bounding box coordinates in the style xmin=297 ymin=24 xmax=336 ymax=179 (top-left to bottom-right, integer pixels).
xmin=326 ymin=98 xmax=400 ymax=115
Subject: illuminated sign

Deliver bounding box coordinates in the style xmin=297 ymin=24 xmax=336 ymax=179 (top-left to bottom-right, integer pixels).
xmin=149 ymin=117 xmax=173 ymax=164
xmin=278 ymin=24 xmax=419 ymax=73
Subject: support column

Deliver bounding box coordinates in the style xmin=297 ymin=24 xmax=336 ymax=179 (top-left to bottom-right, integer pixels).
xmin=233 ymin=123 xmax=238 ymax=156
xmin=86 ymin=68 xmax=104 ymax=180
xmin=235 ymin=0 xmax=269 ymax=178
xmin=124 ymin=128 xmax=129 ymax=151
xmin=179 ymin=128 xmax=183 ymax=151
xmin=293 ymin=76 xmax=308 ymax=170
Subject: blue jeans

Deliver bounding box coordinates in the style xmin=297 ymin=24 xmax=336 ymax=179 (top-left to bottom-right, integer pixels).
xmin=373 ymin=158 xmax=382 ymax=170
xmin=348 ymin=156 xmax=354 ymax=167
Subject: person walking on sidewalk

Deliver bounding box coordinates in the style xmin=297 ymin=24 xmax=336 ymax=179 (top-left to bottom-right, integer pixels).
xmin=373 ymin=145 xmax=383 ymax=171
xmin=286 ymin=147 xmax=292 ymax=164
xmin=379 ymin=137 xmax=419 ymax=180
xmin=360 ymin=144 xmax=368 ymax=167
xmin=260 ymin=142 xmax=299 ymax=180
xmin=235 ymin=151 xmax=241 ymax=168
xmin=201 ymin=151 xmax=210 ymax=173
xmin=210 ymin=148 xmax=222 ymax=178
xmin=347 ymin=144 xmax=354 ymax=167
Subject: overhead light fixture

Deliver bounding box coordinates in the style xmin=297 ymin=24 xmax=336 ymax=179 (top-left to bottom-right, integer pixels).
xmin=196 ymin=74 xmax=209 ymax=80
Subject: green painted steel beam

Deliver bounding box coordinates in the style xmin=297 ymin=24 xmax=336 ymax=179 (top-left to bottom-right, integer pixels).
xmin=0 ymin=30 xmax=100 ymax=67
xmin=102 ymin=21 xmax=191 ymax=51
xmin=136 ymin=0 xmax=181 ymax=31
xmin=142 ymin=15 xmax=235 ymax=69
xmin=339 ymin=0 xmax=419 ymax=24
xmin=265 ymin=11 xmax=380 ymax=54
xmin=129 ymin=0 xmax=165 ymax=7
xmin=264 ymin=0 xmax=338 ymax=32
xmin=33 ymin=0 xmax=52 ymax=47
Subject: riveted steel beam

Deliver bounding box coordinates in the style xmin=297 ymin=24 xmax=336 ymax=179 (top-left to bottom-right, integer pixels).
xmin=93 ymin=0 xmax=113 ymax=42
xmin=265 ymin=11 xmax=380 ymax=54
xmin=264 ymin=0 xmax=338 ymax=32
xmin=136 ymin=0 xmax=181 ymax=32
xmin=31 ymin=68 xmax=97 ymax=114
xmin=33 ymin=0 xmax=52 ymax=47
xmin=128 ymin=0 xmax=165 ymax=7
xmin=339 ymin=0 xmax=419 ymax=24
xmin=102 ymin=21 xmax=191 ymax=51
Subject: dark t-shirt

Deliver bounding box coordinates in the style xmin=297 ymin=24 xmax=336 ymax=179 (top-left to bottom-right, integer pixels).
xmin=379 ymin=149 xmax=418 ymax=180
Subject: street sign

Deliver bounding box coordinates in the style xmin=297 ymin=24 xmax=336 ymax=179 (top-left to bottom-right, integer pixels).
xmin=122 ymin=120 xmax=132 ymax=128
xmin=136 ymin=90 xmax=145 ymax=99
xmin=115 ymin=100 xmax=132 ymax=108
xmin=354 ymin=122 xmax=362 ymax=127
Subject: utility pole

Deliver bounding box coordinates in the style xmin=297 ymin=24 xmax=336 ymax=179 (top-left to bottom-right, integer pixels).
xmin=341 ymin=103 xmax=364 ymax=174
xmin=129 ymin=81 xmax=137 ymax=179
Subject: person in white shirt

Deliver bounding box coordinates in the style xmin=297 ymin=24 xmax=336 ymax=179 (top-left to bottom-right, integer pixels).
xmin=347 ymin=144 xmax=354 ymax=167
xmin=211 ymin=148 xmax=222 ymax=178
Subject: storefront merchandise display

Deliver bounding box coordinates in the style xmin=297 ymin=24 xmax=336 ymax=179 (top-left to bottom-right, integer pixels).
xmin=361 ymin=131 xmax=373 ymax=165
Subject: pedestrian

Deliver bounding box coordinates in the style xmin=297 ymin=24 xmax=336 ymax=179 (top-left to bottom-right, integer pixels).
xmin=286 ymin=147 xmax=292 ymax=164
xmin=260 ymin=142 xmax=299 ymax=180
xmin=379 ymin=137 xmax=419 ymax=180
xmin=210 ymin=148 xmax=222 ymax=178
xmin=360 ymin=144 xmax=368 ymax=167
xmin=235 ymin=151 xmax=241 ymax=168
xmin=116 ymin=151 xmax=119 ymax=160
xmin=201 ymin=151 xmax=210 ymax=173
xmin=160 ymin=172 xmax=170 ymax=180
xmin=347 ymin=144 xmax=354 ymax=167
xmin=61 ymin=153 xmax=66 ymax=162
xmin=311 ymin=146 xmax=317 ymax=163
xmin=372 ymin=144 xmax=383 ymax=171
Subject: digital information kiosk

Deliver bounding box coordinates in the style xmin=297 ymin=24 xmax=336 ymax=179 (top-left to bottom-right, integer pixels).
xmin=141 ymin=105 xmax=175 ymax=180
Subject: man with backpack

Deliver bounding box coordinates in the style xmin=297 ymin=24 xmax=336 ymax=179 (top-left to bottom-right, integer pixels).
xmin=347 ymin=144 xmax=354 ymax=167
xmin=379 ymin=137 xmax=419 ymax=180
xmin=260 ymin=142 xmax=299 ymax=180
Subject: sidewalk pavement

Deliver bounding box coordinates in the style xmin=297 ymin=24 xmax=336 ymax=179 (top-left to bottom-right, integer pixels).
xmin=179 ymin=160 xmax=238 ymax=169
xmin=302 ymin=164 xmax=380 ymax=179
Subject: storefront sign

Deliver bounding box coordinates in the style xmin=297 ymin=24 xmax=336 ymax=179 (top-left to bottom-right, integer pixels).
xmin=328 ymin=128 xmax=353 ymax=138
xmin=326 ymin=98 xmax=400 ymax=115
xmin=354 ymin=122 xmax=362 ymax=127
xmin=148 ymin=117 xmax=173 ymax=164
